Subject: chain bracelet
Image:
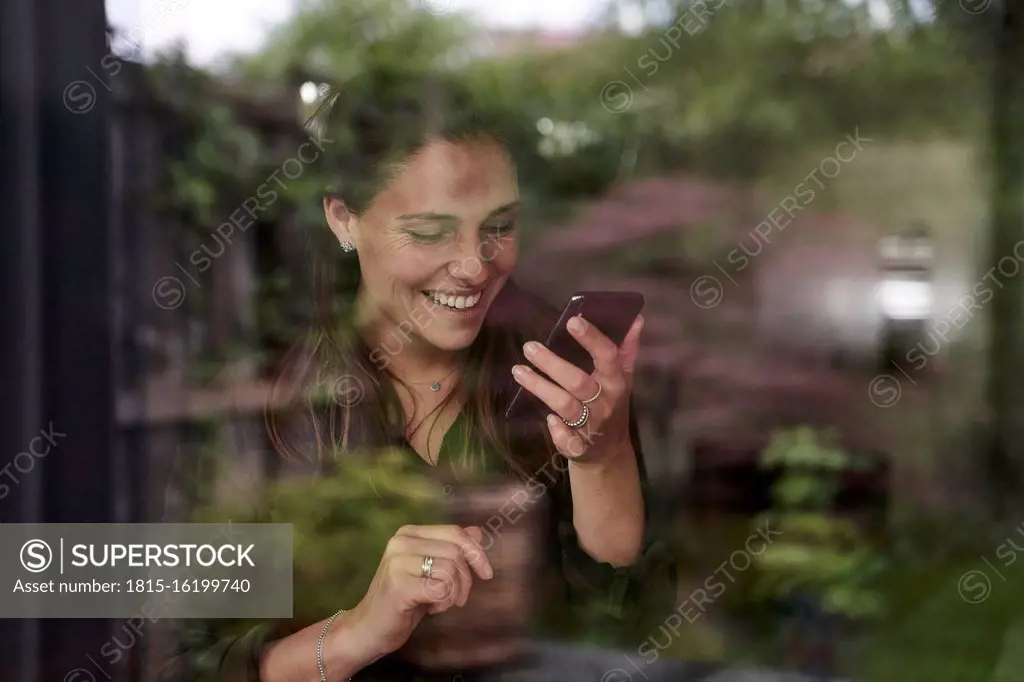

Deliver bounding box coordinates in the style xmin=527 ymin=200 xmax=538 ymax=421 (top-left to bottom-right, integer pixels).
xmin=317 ymin=608 xmax=350 ymax=682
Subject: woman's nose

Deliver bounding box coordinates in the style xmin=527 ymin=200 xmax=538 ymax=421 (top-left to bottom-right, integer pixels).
xmin=447 ymin=256 xmax=490 ymax=286
xmin=446 ymin=239 xmax=492 ymax=285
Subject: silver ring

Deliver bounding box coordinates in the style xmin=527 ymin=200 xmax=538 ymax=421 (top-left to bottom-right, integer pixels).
xmin=581 ymin=381 xmax=602 ymax=404
xmin=421 ymin=556 xmax=434 ymax=579
xmin=562 ymin=402 xmax=590 ymax=429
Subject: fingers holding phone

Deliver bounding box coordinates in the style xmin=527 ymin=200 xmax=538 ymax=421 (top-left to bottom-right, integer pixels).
xmin=508 ymin=291 xmax=645 ymax=464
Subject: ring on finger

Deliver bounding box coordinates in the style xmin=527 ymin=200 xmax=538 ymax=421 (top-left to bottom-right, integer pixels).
xmin=421 ymin=556 xmax=434 ymax=579
xmin=561 ymin=402 xmax=589 ymax=430
xmin=581 ymin=380 xmax=602 ymax=404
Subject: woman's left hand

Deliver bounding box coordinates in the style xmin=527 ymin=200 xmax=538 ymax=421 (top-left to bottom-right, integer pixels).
xmin=511 ymin=314 xmax=644 ymax=465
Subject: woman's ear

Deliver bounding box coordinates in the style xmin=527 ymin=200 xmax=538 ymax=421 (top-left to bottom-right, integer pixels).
xmin=323 ymin=196 xmax=358 ymax=250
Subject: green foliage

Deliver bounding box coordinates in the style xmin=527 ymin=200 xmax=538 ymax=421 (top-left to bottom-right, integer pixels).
xmin=168 ymin=106 xmax=264 ymax=223
xmin=143 ymin=0 xmax=991 ymax=358
xmin=148 ymin=55 xmax=340 ymax=352
xmin=191 ymin=448 xmax=445 ymax=635
xmin=752 ymin=426 xmax=888 ymax=621
xmin=149 ymin=0 xmax=989 ymax=230
xmin=149 ymin=57 xmax=271 ymax=227
xmin=188 ymin=446 xmax=690 ymax=654
xmin=187 ymin=422 xmax=225 ymax=507
xmin=233 ymin=0 xmax=466 ymax=87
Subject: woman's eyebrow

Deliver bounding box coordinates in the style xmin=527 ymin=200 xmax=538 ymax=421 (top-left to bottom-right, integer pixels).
xmin=488 ymin=201 xmax=521 ymax=216
xmin=396 ymin=212 xmax=458 ymax=222
xmin=396 ymin=201 xmax=520 ymax=223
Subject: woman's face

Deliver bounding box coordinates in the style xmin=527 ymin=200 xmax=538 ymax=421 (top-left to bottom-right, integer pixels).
xmin=327 ymin=137 xmax=520 ymax=356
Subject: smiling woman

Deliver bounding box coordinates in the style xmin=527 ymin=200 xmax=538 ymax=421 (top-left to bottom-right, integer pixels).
xmin=162 ymin=67 xmax=675 ymax=682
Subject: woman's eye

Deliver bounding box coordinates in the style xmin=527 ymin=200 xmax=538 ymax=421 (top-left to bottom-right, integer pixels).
xmin=485 ymin=219 xmax=517 ymax=237
xmin=407 ymin=230 xmax=447 ymax=244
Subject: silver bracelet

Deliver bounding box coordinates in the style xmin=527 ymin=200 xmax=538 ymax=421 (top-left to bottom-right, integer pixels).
xmin=317 ymin=608 xmax=350 ymax=682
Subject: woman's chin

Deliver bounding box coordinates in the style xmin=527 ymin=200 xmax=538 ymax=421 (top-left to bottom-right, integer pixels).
xmin=427 ymin=327 xmax=483 ymax=352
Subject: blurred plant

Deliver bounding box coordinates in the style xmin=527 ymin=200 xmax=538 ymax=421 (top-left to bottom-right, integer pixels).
xmin=147 ymin=55 xmax=274 ymax=229
xmin=147 ymin=55 xmax=339 ymax=366
xmin=190 ymin=447 xmax=446 ymax=638
xmin=751 ymin=426 xmax=888 ymax=621
xmin=186 ymin=444 xmax=689 ymax=655
xmin=166 ymin=105 xmax=267 ymax=227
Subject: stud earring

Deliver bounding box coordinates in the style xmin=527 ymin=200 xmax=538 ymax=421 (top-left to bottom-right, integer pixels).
xmin=341 ymin=241 xmax=355 ymax=252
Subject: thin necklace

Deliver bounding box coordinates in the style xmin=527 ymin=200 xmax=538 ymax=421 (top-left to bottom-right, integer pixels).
xmin=402 ymin=365 xmax=460 ymax=393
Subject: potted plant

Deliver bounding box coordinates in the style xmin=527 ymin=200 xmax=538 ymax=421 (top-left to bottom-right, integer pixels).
xmin=750 ymin=426 xmax=887 ymax=676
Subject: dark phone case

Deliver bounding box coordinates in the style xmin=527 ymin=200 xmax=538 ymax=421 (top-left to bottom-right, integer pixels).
xmin=504 ymin=291 xmax=645 ymax=422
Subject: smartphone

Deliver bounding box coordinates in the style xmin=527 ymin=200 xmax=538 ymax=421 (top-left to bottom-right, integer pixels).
xmin=505 ymin=290 xmax=646 ymax=421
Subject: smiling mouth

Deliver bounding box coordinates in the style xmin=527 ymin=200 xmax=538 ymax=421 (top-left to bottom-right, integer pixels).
xmin=422 ymin=289 xmax=485 ymax=311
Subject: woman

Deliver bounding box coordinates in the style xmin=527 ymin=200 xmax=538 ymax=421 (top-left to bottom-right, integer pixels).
xmin=165 ymin=69 xmax=675 ymax=682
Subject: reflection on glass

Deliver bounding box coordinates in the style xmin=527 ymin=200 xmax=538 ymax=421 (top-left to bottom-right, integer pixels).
xmin=876 ymin=279 xmax=932 ymax=321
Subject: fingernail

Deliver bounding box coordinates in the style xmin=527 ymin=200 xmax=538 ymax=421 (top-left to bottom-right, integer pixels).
xmin=512 ymin=365 xmax=528 ymax=378
xmin=484 ymin=564 xmax=494 ymax=579
xmin=568 ymin=315 xmax=585 ymax=335
xmin=547 ymin=414 xmax=559 ymax=427
xmin=524 ymin=341 xmax=540 ymax=356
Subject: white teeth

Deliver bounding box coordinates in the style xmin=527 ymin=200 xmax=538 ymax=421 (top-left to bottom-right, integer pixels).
xmin=426 ymin=291 xmax=482 ymax=309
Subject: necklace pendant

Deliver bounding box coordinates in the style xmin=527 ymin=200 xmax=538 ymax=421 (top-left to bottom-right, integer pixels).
xmin=429 ymin=381 xmax=442 ymax=392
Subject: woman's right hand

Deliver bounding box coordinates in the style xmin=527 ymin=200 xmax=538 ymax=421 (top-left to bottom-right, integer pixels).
xmin=333 ymin=524 xmax=494 ymax=667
